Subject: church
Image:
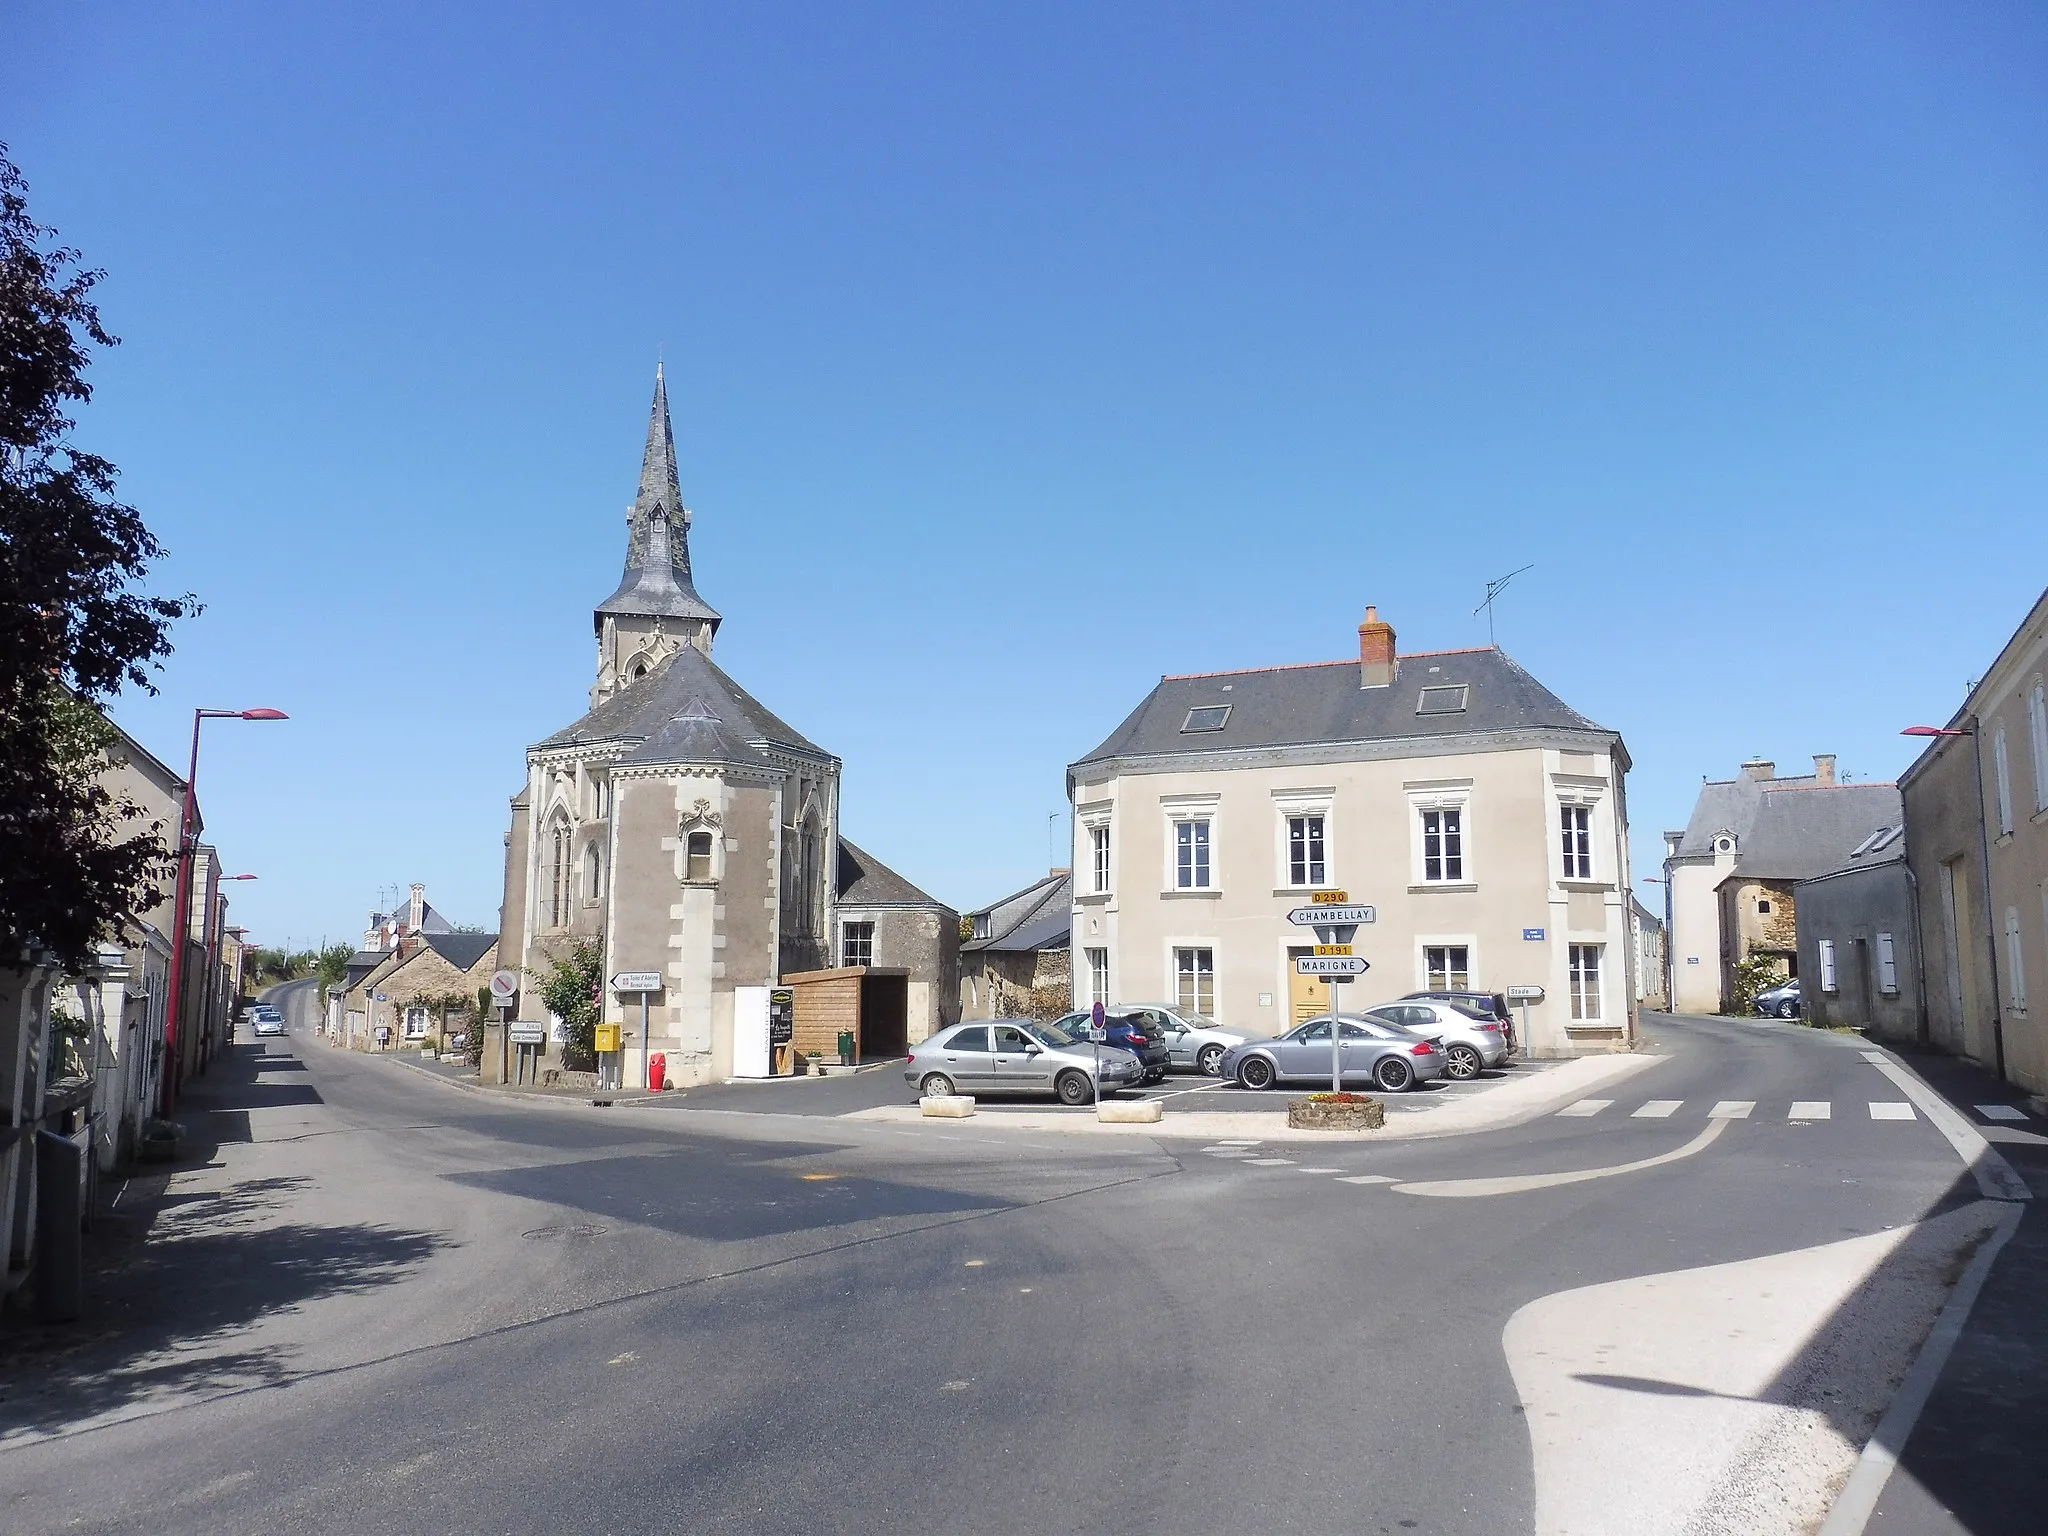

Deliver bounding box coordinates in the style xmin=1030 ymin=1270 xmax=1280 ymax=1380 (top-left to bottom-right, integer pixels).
xmin=494 ymin=369 xmax=958 ymax=1087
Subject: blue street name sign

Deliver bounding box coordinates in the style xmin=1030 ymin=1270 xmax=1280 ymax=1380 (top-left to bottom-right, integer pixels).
xmin=1522 ymin=928 xmax=1545 ymax=941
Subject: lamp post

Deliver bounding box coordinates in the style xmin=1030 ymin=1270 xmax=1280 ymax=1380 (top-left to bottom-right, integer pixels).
xmin=161 ymin=709 xmax=287 ymax=1114
xmin=1902 ymin=722 xmax=2004 ymax=1079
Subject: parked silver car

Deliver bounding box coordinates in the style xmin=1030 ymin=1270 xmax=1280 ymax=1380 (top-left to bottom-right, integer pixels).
xmin=1362 ymin=1000 xmax=1509 ymax=1080
xmin=905 ymin=1019 xmax=1142 ymax=1106
xmin=1219 ymin=1015 xmax=1446 ymax=1093
xmin=1115 ymin=1005 xmax=1248 ymax=1076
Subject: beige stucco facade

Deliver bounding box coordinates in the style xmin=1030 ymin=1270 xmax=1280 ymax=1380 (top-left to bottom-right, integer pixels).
xmin=1904 ymin=588 xmax=2048 ymax=1095
xmin=1071 ymin=741 xmax=1635 ymax=1058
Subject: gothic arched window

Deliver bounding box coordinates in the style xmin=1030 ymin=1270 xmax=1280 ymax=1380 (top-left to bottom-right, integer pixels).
xmin=585 ymin=842 xmax=604 ymax=900
xmin=547 ymin=817 xmax=573 ymax=927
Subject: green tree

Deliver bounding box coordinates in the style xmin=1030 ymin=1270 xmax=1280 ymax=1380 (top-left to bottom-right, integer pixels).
xmin=0 ymin=146 xmax=193 ymax=970
xmin=534 ymin=939 xmax=603 ymax=1072
xmin=314 ymin=943 xmax=352 ymax=993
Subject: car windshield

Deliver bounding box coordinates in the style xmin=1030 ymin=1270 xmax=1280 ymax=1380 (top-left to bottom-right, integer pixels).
xmin=1180 ymin=1013 xmax=1220 ymax=1029
xmin=1025 ymin=1021 xmax=1083 ymax=1048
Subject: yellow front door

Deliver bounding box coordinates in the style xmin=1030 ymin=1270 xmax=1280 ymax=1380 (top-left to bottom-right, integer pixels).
xmin=1287 ymin=948 xmax=1327 ymax=1026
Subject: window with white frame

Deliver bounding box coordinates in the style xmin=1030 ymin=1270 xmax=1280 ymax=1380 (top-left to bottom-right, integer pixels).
xmin=1567 ymin=945 xmax=1603 ymax=1020
xmin=2007 ymin=907 xmax=2027 ymax=1014
xmin=1877 ymin=932 xmax=1899 ymax=996
xmin=1090 ymin=824 xmax=1112 ymax=894
xmin=1421 ymin=807 xmax=1464 ymax=882
xmin=1174 ymin=947 xmax=1214 ymax=1014
xmin=1560 ymin=805 xmax=1593 ymax=880
xmin=1425 ymin=945 xmax=1470 ymax=991
xmin=2032 ymin=683 xmax=2048 ymax=813
xmin=1818 ymin=939 xmax=1839 ymax=994
xmin=1087 ymin=947 xmax=1109 ymax=1005
xmin=1287 ymin=814 xmax=1327 ymax=888
xmin=1174 ymin=819 xmax=1212 ymax=889
xmin=1994 ymin=723 xmax=2014 ymax=835
xmin=403 ymin=1005 xmax=430 ymax=1040
xmin=841 ymin=921 xmax=875 ymax=968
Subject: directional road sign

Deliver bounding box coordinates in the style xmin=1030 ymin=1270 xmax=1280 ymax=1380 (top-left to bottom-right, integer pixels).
xmin=1295 ymin=955 xmax=1370 ymax=976
xmin=611 ymin=971 xmax=664 ymax=992
xmin=1313 ymin=944 xmax=1353 ymax=957
xmin=1286 ymin=905 xmax=1375 ymax=926
xmin=508 ymin=1023 xmax=546 ymax=1045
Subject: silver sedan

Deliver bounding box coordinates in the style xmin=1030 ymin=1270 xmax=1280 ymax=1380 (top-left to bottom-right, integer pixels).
xmin=905 ymin=1019 xmax=1142 ymax=1106
xmin=1362 ymin=1001 xmax=1510 ymax=1080
xmin=1219 ymin=1015 xmax=1446 ymax=1093
xmin=1114 ymin=1004 xmax=1248 ymax=1076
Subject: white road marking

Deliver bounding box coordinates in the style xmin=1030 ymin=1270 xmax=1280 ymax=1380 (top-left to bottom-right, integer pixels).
xmin=1296 ymin=1166 xmax=1344 ymax=1174
xmin=1868 ymin=1102 xmax=1915 ymax=1121
xmin=1708 ymin=1101 xmax=1754 ymax=1119
xmin=1976 ymin=1104 xmax=2027 ymax=1122
xmin=1395 ymin=1120 xmax=1729 ymax=1198
xmin=1789 ymin=1101 xmax=1832 ymax=1120
xmin=1633 ymin=1100 xmax=1683 ymax=1118
xmin=1861 ymin=1050 xmax=2031 ymax=1201
xmin=1336 ymin=1174 xmax=1396 ymax=1185
xmin=1243 ymin=1157 xmax=1295 ymax=1166
xmin=1556 ymin=1099 xmax=1612 ymax=1117
xmin=1509 ymin=1202 xmax=2008 ymax=1536
xmin=1215 ymin=1139 xmax=1261 ymax=1146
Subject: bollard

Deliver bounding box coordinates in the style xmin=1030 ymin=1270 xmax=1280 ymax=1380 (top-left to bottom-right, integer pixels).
xmin=648 ymin=1053 xmax=666 ymax=1092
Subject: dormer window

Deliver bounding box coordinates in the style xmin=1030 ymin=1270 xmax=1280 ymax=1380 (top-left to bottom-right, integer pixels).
xmin=1849 ymin=825 xmax=1902 ymax=859
xmin=1417 ymin=685 xmax=1468 ymax=715
xmin=686 ymin=830 xmax=714 ymax=881
xmin=1182 ymin=704 xmax=1230 ymax=733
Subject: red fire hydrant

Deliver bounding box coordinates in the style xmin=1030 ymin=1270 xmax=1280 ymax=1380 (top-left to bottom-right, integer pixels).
xmin=648 ymin=1053 xmax=666 ymax=1093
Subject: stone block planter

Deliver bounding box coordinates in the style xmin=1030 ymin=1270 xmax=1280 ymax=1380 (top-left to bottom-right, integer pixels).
xmin=920 ymin=1095 xmax=976 ymax=1119
xmin=1287 ymin=1093 xmax=1384 ymax=1131
xmin=1097 ymin=1098 xmax=1164 ymax=1124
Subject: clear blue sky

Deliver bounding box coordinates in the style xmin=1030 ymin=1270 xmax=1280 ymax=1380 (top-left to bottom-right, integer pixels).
xmin=8 ymin=2 xmax=2046 ymax=950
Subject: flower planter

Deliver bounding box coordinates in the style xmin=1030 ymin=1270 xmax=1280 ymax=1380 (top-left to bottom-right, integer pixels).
xmin=1287 ymin=1093 xmax=1385 ymax=1131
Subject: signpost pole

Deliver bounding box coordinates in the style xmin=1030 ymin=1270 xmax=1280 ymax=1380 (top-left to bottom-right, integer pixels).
xmin=640 ymin=989 xmax=650 ymax=1090
xmin=1330 ymin=977 xmax=1343 ymax=1092
xmin=1091 ymin=1000 xmax=1106 ymax=1107
xmin=498 ymin=1003 xmax=509 ymax=1084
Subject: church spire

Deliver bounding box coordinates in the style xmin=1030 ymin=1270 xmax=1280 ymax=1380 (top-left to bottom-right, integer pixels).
xmin=593 ymin=364 xmax=721 ymax=696
xmin=628 ymin=364 xmax=691 ymax=577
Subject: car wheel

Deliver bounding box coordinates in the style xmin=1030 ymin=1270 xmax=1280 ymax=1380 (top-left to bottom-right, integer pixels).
xmin=1055 ymin=1070 xmax=1093 ymax=1107
xmin=1196 ymin=1043 xmax=1225 ymax=1076
xmin=1237 ymin=1056 xmax=1276 ymax=1091
xmin=918 ymin=1072 xmax=957 ymax=1098
xmin=1445 ymin=1044 xmax=1482 ymax=1081
xmin=1374 ymin=1056 xmax=1414 ymax=1093
xmin=1777 ymin=1000 xmax=1798 ymax=1019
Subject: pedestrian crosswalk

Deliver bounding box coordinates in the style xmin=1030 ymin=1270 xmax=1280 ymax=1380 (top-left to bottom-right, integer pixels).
xmin=1542 ymin=1096 xmax=1958 ymax=1122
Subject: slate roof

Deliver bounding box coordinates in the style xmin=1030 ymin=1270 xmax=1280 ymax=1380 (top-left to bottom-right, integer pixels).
xmin=1726 ymin=784 xmax=1904 ymax=883
xmin=1071 ymin=649 xmax=1611 ymax=773
xmin=537 ymin=643 xmax=830 ymax=765
xmin=368 ymin=898 xmax=456 ymax=936
xmin=835 ymin=839 xmax=951 ymax=911
xmin=421 ymin=932 xmax=498 ymax=972
xmin=963 ymin=871 xmax=1072 ymax=954
xmin=1672 ymin=770 xmax=1823 ymax=859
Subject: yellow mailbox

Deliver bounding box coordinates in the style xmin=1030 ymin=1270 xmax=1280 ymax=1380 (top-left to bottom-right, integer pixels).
xmin=594 ymin=1023 xmax=622 ymax=1055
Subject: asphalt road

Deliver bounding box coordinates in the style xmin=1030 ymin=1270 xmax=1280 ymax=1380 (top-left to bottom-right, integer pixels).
xmin=0 ymin=1001 xmax=2022 ymax=1535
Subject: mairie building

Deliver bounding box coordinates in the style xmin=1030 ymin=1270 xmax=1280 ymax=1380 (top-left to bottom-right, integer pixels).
xmin=495 ymin=370 xmax=956 ymax=1086
xmin=1066 ymin=608 xmax=1637 ymax=1057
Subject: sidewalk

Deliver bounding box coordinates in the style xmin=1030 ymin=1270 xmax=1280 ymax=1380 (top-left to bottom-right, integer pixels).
xmin=1853 ymin=1043 xmax=2048 ymax=1535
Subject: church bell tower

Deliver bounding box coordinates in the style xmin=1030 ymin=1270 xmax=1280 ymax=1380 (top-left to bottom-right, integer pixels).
xmin=591 ymin=365 xmax=723 ymax=703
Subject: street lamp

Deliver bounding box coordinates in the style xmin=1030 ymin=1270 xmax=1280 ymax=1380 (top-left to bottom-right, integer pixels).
xmin=1901 ymin=722 xmax=2004 ymax=1078
xmin=162 ymin=708 xmax=287 ymax=1114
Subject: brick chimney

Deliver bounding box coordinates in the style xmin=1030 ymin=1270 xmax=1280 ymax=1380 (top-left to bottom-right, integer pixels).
xmin=1741 ymin=759 xmax=1775 ymax=781
xmin=1813 ymin=754 xmax=1837 ymax=787
xmin=1359 ymin=606 xmax=1397 ymax=689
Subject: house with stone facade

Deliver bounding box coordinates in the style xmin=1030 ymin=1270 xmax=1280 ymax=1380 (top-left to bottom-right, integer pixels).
xmin=1900 ymin=587 xmax=2048 ymax=1096
xmin=1663 ymin=757 xmax=1901 ymax=1014
xmin=1067 ymin=608 xmax=1636 ymax=1057
xmin=959 ymin=870 xmax=1072 ymax=1020
xmin=493 ymin=368 xmax=954 ymax=1084
xmin=341 ymin=931 xmax=499 ymax=1051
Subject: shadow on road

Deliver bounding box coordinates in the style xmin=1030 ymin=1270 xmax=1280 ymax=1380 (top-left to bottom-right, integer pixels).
xmin=0 ymin=1041 xmax=443 ymax=1441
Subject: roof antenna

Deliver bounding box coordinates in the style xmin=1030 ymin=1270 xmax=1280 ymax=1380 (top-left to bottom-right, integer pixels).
xmin=1475 ymin=564 xmax=1534 ymax=648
